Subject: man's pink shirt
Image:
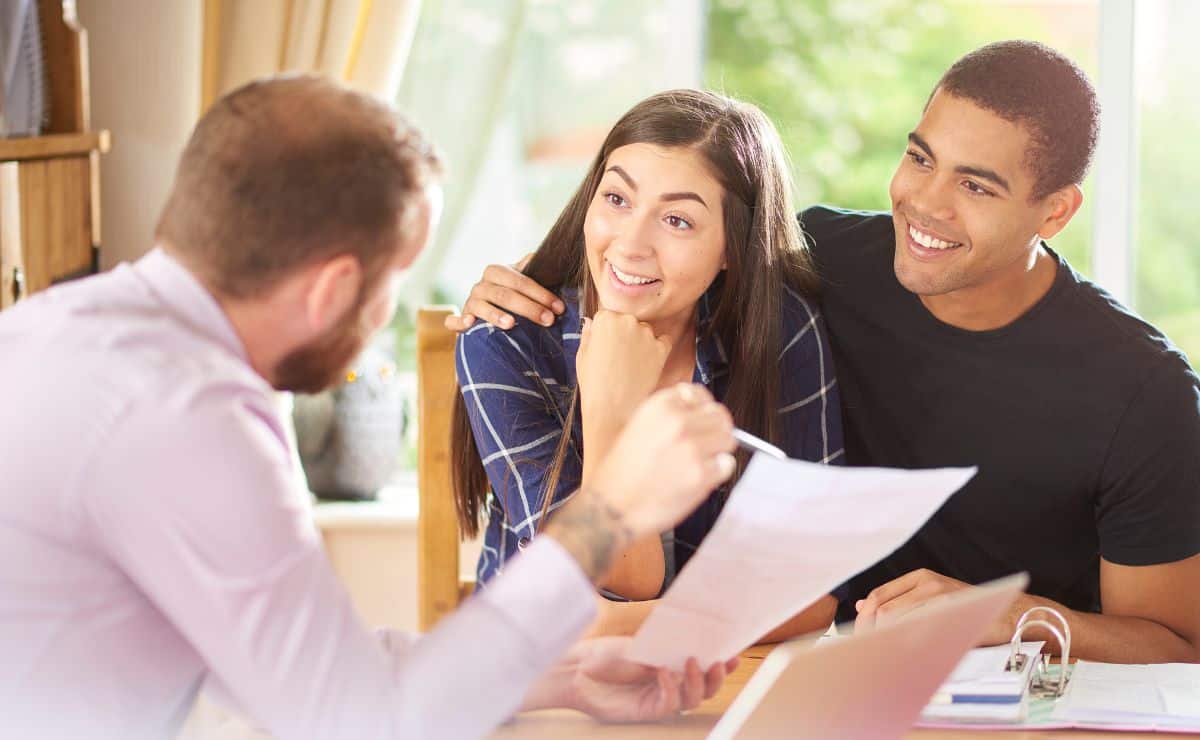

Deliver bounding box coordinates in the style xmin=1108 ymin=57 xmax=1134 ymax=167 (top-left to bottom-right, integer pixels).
xmin=0 ymin=249 xmax=596 ymax=738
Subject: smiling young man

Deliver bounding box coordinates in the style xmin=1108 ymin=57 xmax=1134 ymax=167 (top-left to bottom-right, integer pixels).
xmin=447 ymin=41 xmax=1200 ymax=663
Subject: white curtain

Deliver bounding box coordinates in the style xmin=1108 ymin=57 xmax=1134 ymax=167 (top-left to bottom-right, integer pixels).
xmin=391 ymin=0 xmax=528 ymax=306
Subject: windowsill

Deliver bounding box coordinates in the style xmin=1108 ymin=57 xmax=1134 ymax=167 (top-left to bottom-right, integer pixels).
xmin=311 ymin=469 xmax=419 ymax=531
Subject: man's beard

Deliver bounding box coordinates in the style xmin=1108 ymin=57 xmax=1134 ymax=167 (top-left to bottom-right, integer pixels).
xmin=272 ymin=302 xmax=371 ymax=393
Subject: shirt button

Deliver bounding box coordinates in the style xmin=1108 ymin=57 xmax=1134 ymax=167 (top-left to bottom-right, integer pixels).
xmin=517 ymin=537 xmax=530 ymax=551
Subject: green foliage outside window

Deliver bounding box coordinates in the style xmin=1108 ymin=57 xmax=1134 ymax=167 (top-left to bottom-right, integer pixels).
xmin=707 ymin=0 xmax=1199 ymax=366
xmin=704 ymin=0 xmax=1093 ymax=272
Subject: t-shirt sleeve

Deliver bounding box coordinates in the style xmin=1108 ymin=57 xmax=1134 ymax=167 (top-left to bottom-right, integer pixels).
xmin=455 ymin=323 xmax=581 ymax=542
xmin=1095 ymin=356 xmax=1200 ymax=566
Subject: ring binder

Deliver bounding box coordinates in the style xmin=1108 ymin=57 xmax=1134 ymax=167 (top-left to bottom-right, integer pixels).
xmin=925 ymin=599 xmax=1200 ymax=731
xmin=1008 ymin=606 xmax=1071 ymax=698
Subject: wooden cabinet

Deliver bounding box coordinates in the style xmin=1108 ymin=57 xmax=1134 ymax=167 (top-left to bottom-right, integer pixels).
xmin=0 ymin=1 xmax=109 ymax=311
xmin=0 ymin=132 xmax=109 ymax=308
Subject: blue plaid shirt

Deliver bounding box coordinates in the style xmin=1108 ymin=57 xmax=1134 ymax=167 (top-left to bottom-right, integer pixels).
xmin=456 ymin=285 xmax=844 ymax=590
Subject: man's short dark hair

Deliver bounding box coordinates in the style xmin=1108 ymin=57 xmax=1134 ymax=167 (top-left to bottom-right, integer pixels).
xmin=933 ymin=40 xmax=1099 ymax=201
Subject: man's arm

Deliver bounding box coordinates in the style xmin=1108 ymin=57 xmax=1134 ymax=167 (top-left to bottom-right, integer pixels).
xmin=519 ymin=638 xmax=736 ymax=720
xmin=1082 ymin=555 xmax=1200 ymax=662
xmin=854 ymin=555 xmax=1200 ymax=663
xmin=87 ymin=383 xmax=735 ymax=737
xmin=545 ymin=383 xmax=736 ymax=583
xmin=574 ymin=312 xmax=674 ymax=601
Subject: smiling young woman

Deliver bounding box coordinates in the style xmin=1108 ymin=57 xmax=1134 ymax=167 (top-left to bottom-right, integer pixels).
xmin=450 ymin=89 xmax=844 ymax=640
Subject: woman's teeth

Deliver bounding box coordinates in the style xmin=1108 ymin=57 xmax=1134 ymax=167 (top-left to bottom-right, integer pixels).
xmin=610 ymin=262 xmax=658 ymax=285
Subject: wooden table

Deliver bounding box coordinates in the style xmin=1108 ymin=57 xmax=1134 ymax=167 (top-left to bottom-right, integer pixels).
xmin=492 ymin=645 xmax=1162 ymax=739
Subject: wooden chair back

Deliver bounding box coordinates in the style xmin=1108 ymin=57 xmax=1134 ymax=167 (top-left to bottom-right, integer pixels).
xmin=416 ymin=306 xmax=474 ymax=630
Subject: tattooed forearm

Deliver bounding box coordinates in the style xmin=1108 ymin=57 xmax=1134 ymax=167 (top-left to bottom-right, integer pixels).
xmin=543 ymin=489 xmax=636 ymax=583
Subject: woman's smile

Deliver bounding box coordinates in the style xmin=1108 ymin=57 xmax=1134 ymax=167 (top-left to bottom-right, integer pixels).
xmin=606 ymin=259 xmax=662 ymax=294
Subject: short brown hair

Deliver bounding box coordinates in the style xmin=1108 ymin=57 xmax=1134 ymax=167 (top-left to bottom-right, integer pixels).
xmin=934 ymin=40 xmax=1099 ymax=201
xmin=157 ymin=75 xmax=442 ymax=298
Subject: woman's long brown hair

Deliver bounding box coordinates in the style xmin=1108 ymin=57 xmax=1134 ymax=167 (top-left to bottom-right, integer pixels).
xmin=451 ymin=89 xmax=818 ymax=538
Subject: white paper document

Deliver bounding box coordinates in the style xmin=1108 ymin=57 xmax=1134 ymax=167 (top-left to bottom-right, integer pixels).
xmin=1051 ymin=661 xmax=1200 ymax=730
xmin=939 ymin=641 xmax=1044 ymax=692
xmin=920 ymin=642 xmax=1044 ymax=724
xmin=628 ymin=456 xmax=976 ymax=670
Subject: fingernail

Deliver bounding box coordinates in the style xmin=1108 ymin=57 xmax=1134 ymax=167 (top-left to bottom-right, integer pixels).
xmin=855 ymin=600 xmax=865 ymax=611
xmin=553 ymin=300 xmax=565 ymax=313
xmin=541 ymin=311 xmax=553 ymax=326
xmin=501 ymin=316 xmax=513 ymax=328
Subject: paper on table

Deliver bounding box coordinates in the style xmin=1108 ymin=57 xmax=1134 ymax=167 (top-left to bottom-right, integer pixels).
xmin=940 ymin=642 xmax=1045 ymax=690
xmin=1052 ymin=661 xmax=1200 ymax=729
xmin=1160 ymin=686 xmax=1200 ymax=720
xmin=920 ymin=642 xmax=1044 ymax=724
xmin=627 ymin=455 xmax=976 ymax=670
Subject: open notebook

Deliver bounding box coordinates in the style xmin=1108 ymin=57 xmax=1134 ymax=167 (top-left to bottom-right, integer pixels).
xmin=707 ymin=574 xmax=1028 ymax=740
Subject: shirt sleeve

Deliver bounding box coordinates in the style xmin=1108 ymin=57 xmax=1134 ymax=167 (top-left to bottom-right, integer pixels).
xmin=1095 ymin=356 xmax=1200 ymax=566
xmin=455 ymin=324 xmax=582 ymax=541
xmin=777 ymin=288 xmax=845 ymax=465
xmin=84 ymin=384 xmax=596 ymax=739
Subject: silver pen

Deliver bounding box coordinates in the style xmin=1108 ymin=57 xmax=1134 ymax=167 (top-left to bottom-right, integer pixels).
xmin=732 ymin=427 xmax=787 ymax=460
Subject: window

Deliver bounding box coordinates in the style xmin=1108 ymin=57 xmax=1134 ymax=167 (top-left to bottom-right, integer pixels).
xmin=402 ymin=0 xmax=1196 ymax=367
xmin=1134 ymin=0 xmax=1200 ymax=364
xmin=706 ymin=0 xmax=1100 ymax=273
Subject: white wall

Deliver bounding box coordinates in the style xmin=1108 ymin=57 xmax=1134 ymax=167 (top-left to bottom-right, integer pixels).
xmin=77 ymin=0 xmax=202 ymax=270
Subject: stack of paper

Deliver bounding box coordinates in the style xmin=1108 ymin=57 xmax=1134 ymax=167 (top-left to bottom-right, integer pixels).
xmin=627 ymin=455 xmax=976 ymax=670
xmin=1051 ymin=661 xmax=1200 ymax=732
xmin=920 ymin=642 xmax=1044 ymax=723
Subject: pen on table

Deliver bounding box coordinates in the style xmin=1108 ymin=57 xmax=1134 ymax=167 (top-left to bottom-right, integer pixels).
xmin=732 ymin=427 xmax=787 ymax=460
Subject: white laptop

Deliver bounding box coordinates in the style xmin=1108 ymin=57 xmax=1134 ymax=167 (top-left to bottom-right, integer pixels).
xmin=708 ymin=573 xmax=1029 ymax=740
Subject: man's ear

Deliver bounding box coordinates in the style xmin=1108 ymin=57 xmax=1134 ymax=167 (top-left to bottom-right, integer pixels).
xmin=306 ymin=254 xmax=362 ymax=332
xmin=1037 ymin=184 xmax=1084 ymax=241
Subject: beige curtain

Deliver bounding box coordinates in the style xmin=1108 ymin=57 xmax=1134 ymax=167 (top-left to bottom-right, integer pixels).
xmin=202 ymin=0 xmax=422 ymax=107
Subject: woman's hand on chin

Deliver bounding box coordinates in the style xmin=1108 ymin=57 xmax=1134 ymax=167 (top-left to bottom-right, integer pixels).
xmin=576 ymin=310 xmax=672 ymax=436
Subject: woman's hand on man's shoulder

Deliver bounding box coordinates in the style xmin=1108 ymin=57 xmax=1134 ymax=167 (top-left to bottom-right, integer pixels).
xmin=444 ymin=257 xmax=565 ymax=332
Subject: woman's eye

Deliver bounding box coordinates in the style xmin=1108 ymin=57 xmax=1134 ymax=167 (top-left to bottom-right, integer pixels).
xmin=604 ymin=192 xmax=627 ymax=207
xmin=665 ymin=215 xmax=693 ymax=230
xmin=907 ymin=150 xmax=930 ymax=168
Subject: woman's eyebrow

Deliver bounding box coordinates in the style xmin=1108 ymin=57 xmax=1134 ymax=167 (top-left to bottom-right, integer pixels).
xmin=660 ymin=191 xmax=708 ymax=209
xmin=605 ymin=165 xmax=637 ymax=190
xmin=605 ymin=166 xmax=709 ymax=209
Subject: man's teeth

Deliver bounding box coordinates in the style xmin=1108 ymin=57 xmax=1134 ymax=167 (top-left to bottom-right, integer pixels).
xmin=611 ymin=263 xmax=657 ymax=286
xmin=909 ymin=225 xmax=961 ymax=250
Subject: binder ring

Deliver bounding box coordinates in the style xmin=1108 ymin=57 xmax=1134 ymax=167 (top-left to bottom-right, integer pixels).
xmin=1009 ymin=618 xmax=1070 ymax=697
xmin=1015 ymin=606 xmax=1072 ymax=659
